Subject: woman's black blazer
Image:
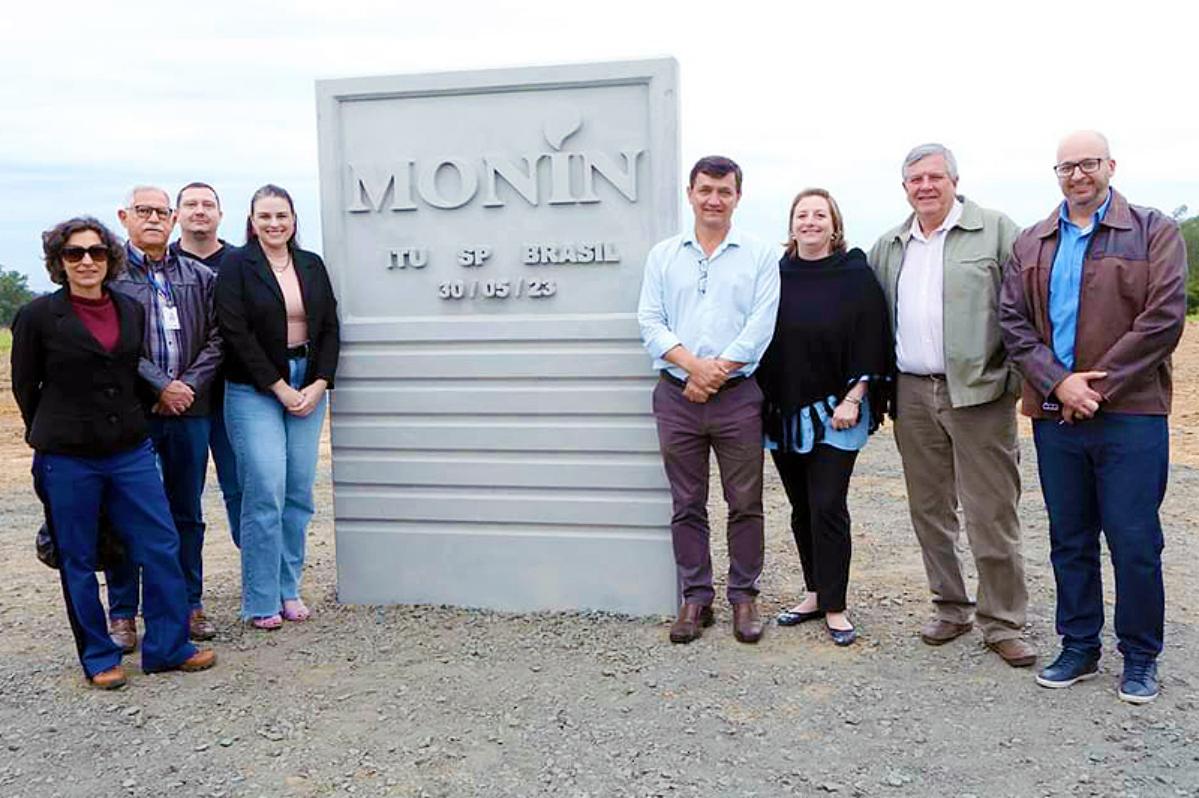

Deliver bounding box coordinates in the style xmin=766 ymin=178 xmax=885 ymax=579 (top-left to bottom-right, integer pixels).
xmin=214 ymin=240 xmax=340 ymax=392
xmin=10 ymin=289 xmax=152 ymax=457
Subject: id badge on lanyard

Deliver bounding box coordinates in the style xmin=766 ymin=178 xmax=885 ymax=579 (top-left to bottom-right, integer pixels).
xmin=149 ymin=268 xmax=182 ymax=331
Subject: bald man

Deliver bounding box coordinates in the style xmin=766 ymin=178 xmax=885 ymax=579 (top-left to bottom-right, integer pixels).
xmin=1000 ymin=131 xmax=1187 ymax=704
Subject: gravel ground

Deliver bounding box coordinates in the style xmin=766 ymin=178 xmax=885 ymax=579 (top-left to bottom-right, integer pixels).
xmin=1 ymin=420 xmax=1198 ymax=798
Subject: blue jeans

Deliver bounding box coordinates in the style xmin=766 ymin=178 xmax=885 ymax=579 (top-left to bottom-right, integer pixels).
xmin=209 ymin=381 xmax=243 ymax=547
xmin=1032 ymin=414 xmax=1168 ymax=662
xmin=107 ymin=415 xmax=211 ymax=615
xmin=224 ymin=358 xmax=326 ymax=619
xmin=34 ymin=440 xmax=196 ymax=677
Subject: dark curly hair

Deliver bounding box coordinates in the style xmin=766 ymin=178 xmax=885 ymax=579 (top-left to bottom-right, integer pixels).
xmin=41 ymin=216 xmax=127 ymax=287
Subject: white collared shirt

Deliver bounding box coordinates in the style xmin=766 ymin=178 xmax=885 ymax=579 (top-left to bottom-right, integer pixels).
xmin=637 ymin=226 xmax=781 ymax=380
xmin=894 ymin=200 xmax=963 ymax=375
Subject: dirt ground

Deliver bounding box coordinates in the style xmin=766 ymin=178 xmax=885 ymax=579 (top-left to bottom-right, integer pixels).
xmin=1 ymin=330 xmax=1198 ymax=798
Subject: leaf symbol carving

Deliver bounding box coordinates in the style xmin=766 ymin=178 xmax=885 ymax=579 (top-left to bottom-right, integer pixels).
xmin=543 ymin=109 xmax=583 ymax=151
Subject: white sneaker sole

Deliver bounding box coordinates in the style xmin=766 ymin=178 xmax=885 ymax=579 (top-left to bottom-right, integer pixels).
xmin=1035 ymin=669 xmax=1099 ymax=689
xmin=1117 ymin=687 xmax=1158 ymax=705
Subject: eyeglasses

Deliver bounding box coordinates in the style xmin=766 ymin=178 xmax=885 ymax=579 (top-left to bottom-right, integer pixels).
xmin=1053 ymin=158 xmax=1105 ymax=178
xmin=697 ymin=257 xmax=709 ymax=295
xmin=61 ymin=245 xmax=110 ymax=264
xmin=130 ymin=205 xmax=173 ymax=220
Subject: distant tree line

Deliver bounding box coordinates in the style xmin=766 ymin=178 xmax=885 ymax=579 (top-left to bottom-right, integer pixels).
xmin=0 ymin=268 xmax=35 ymax=327
xmin=1181 ymin=213 xmax=1199 ymax=315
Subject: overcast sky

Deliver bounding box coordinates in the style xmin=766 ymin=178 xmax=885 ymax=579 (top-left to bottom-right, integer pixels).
xmin=2 ymin=0 xmax=1195 ymax=290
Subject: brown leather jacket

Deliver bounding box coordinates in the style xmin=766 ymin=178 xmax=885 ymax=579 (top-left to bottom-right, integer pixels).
xmin=999 ymin=189 xmax=1187 ymax=419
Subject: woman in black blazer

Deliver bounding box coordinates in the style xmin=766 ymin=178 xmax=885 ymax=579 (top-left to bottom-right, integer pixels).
xmin=11 ymin=216 xmax=215 ymax=687
xmin=215 ymin=185 xmax=340 ymax=629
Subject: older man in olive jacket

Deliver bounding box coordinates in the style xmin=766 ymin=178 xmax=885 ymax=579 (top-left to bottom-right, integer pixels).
xmin=869 ymin=143 xmax=1035 ymax=667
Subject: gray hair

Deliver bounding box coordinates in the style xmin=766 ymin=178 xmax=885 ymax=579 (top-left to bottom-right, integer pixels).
xmin=123 ymin=185 xmax=171 ymax=208
xmin=902 ymin=143 xmax=959 ymax=181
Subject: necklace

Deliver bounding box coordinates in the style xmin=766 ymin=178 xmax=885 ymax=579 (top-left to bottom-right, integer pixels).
xmin=268 ymin=255 xmax=292 ymax=274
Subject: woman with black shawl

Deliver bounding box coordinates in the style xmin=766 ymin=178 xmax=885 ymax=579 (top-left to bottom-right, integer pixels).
xmin=757 ymin=188 xmax=893 ymax=646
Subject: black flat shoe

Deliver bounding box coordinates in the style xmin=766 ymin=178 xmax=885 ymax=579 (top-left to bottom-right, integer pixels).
xmin=826 ymin=622 xmax=857 ymax=647
xmin=776 ymin=607 xmax=825 ymax=626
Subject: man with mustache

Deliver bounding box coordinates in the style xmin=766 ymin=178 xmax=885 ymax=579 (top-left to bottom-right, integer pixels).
xmin=106 ymin=186 xmax=223 ymax=648
xmin=869 ymin=144 xmax=1035 ymax=667
xmin=1000 ymin=131 xmax=1186 ymax=703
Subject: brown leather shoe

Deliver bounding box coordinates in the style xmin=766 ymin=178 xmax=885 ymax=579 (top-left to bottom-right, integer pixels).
xmin=189 ymin=608 xmax=217 ymax=641
xmin=732 ymin=602 xmax=764 ymax=644
xmin=89 ymin=665 xmax=127 ymax=690
xmin=920 ymin=618 xmax=973 ymax=646
xmin=669 ymin=603 xmax=714 ymax=644
xmin=176 ymin=648 xmax=217 ymax=672
xmin=109 ymin=618 xmax=138 ymax=654
xmin=987 ymin=637 xmax=1037 ymax=668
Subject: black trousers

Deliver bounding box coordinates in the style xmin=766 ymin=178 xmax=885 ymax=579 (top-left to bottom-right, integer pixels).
xmin=771 ymin=445 xmax=859 ymax=612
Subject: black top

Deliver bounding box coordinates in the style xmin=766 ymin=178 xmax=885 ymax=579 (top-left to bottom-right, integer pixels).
xmin=170 ymin=239 xmax=233 ymax=272
xmin=214 ymin=240 xmax=340 ymax=392
xmin=756 ymin=247 xmax=894 ymax=444
xmin=10 ymin=289 xmax=152 ymax=456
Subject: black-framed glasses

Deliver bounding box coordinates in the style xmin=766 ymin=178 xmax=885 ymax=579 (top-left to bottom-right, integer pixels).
xmin=697 ymin=258 xmax=709 ymax=295
xmin=61 ymin=245 xmax=110 ymax=264
xmin=1053 ymin=158 xmax=1105 ymax=178
xmin=131 ymin=204 xmax=172 ymax=220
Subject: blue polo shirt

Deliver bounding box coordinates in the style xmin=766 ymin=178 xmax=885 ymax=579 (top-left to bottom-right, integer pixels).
xmin=1049 ymin=190 xmax=1111 ymax=370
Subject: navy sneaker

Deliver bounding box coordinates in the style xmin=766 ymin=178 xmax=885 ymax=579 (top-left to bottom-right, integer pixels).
xmin=1035 ymin=648 xmax=1099 ymax=689
xmin=1118 ymin=660 xmax=1159 ymax=705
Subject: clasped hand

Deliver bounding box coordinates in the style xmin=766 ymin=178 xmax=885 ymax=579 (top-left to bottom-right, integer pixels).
xmin=154 ymin=380 xmax=194 ymax=415
xmin=273 ymin=378 xmax=328 ymax=417
xmin=682 ymin=358 xmax=732 ymax=403
xmin=1055 ymin=370 xmax=1107 ymax=424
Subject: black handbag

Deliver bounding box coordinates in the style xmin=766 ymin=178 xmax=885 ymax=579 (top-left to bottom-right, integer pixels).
xmin=35 ymin=510 xmax=125 ymax=571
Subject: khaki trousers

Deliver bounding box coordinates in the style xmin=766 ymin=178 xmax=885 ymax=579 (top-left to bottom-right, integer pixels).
xmin=894 ymin=374 xmax=1027 ymax=642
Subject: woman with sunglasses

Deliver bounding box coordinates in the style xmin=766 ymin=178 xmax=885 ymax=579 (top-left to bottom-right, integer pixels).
xmin=756 ymin=189 xmax=893 ymax=646
xmin=10 ymin=216 xmax=216 ymax=688
xmin=215 ymin=185 xmax=340 ymax=629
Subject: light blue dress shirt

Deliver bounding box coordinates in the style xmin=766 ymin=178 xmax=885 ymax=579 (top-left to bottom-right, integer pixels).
xmin=637 ymin=227 xmax=781 ymax=380
xmin=1049 ymin=190 xmax=1112 ymax=370
xmin=765 ymin=395 xmax=871 ymax=454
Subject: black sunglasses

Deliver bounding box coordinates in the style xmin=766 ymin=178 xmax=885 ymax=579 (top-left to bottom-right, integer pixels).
xmin=61 ymin=245 xmax=110 ymax=264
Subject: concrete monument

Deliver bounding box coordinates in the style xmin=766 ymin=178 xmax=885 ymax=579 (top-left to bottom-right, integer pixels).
xmin=316 ymin=59 xmax=679 ymax=614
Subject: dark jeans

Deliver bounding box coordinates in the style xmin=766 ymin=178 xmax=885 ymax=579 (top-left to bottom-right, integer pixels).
xmin=652 ymin=376 xmax=765 ymax=606
xmin=1032 ymin=414 xmax=1168 ymax=662
xmin=209 ymin=382 xmax=243 ymax=546
xmin=34 ymin=440 xmax=196 ymax=677
xmin=107 ymin=415 xmax=210 ymax=616
xmin=771 ymin=444 xmax=859 ymax=613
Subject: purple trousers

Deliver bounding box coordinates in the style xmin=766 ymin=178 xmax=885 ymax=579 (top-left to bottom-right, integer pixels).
xmin=652 ymin=376 xmax=765 ymax=605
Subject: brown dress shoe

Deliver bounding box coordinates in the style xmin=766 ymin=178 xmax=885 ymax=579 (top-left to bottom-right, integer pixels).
xmin=732 ymin=602 xmax=764 ymax=644
xmin=177 ymin=648 xmax=217 ymax=672
xmin=920 ymin=618 xmax=973 ymax=646
xmin=669 ymin=603 xmax=714 ymax=644
xmin=189 ymin=609 xmax=217 ymax=641
xmin=987 ymin=637 xmax=1037 ymax=668
xmin=109 ymin=618 xmax=138 ymax=654
xmin=89 ymin=665 xmax=127 ymax=690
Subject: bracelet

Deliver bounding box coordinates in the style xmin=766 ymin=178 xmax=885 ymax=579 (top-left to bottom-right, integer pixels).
xmin=842 ymin=395 xmax=862 ymax=406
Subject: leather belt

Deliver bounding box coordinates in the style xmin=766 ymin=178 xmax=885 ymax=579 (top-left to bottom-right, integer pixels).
xmin=286 ymin=343 xmax=310 ymax=359
xmin=899 ymin=372 xmax=945 ymax=381
xmin=659 ymin=370 xmax=748 ymax=393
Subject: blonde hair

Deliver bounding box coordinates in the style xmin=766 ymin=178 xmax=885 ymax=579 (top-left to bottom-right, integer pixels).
xmin=784 ymin=188 xmax=846 ymax=258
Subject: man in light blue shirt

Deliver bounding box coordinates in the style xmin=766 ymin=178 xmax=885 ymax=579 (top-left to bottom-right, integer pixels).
xmin=637 ymin=155 xmax=780 ymax=645
xmin=1048 ymin=188 xmax=1112 ymax=368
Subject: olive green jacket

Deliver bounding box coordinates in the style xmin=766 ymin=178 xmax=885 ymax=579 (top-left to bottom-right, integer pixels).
xmin=868 ymin=196 xmax=1022 ymax=409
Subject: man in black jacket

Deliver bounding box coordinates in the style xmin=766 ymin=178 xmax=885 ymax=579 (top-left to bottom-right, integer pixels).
xmin=106 ymin=185 xmax=223 ymax=647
